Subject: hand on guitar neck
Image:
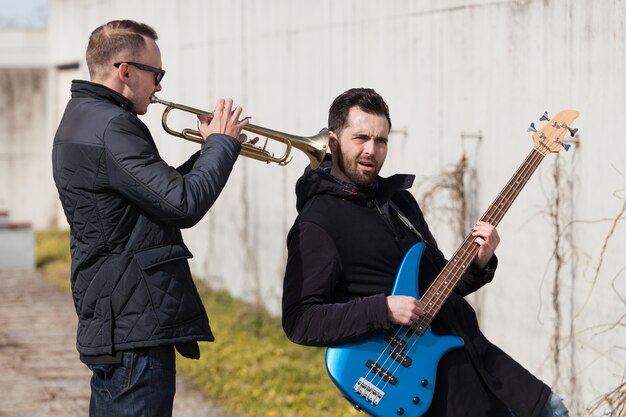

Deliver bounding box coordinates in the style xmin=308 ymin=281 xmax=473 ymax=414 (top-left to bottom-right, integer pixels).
xmin=471 ymin=221 xmax=500 ymax=269
xmin=386 ymin=295 xmax=425 ymax=326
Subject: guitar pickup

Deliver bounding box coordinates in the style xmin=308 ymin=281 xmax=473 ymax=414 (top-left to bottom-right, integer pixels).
xmin=390 ymin=349 xmax=412 ymax=367
xmin=384 ymin=334 xmax=412 ymax=367
xmin=366 ymin=360 xmax=398 ymax=385
xmin=384 ymin=333 xmax=407 ymax=350
xmin=353 ymin=377 xmax=385 ymax=405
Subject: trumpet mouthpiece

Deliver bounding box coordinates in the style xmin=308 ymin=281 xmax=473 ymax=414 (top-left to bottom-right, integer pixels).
xmin=150 ymin=96 xmax=174 ymax=107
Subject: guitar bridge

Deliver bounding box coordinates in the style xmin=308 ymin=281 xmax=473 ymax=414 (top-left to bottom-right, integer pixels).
xmin=353 ymin=377 xmax=385 ymax=405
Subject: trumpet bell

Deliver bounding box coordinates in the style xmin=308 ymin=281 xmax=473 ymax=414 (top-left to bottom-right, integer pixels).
xmin=290 ymin=128 xmax=329 ymax=169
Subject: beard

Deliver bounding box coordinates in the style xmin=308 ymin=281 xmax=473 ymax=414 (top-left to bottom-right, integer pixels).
xmin=335 ymin=142 xmax=381 ymax=187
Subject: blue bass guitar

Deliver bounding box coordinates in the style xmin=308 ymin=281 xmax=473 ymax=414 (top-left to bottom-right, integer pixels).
xmin=325 ymin=110 xmax=579 ymax=417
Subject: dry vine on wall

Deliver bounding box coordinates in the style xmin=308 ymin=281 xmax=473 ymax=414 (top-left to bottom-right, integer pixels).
xmin=417 ymin=139 xmax=625 ymax=417
xmin=584 ymin=190 xmax=626 ymax=417
xmin=544 ymin=145 xmax=625 ymax=417
xmin=418 ymin=155 xmax=469 ymax=244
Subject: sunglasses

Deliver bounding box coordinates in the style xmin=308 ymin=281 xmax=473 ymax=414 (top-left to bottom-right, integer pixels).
xmin=114 ymin=62 xmax=165 ymax=85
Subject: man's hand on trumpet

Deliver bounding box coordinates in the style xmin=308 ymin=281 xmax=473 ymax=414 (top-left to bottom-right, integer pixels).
xmin=198 ymin=98 xmax=253 ymax=144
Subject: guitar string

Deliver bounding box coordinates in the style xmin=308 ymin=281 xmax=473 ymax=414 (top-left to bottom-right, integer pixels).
xmin=360 ymin=127 xmax=565 ymax=392
xmin=361 ymin=150 xmax=539 ymax=395
xmin=381 ymin=149 xmax=545 ymax=386
xmin=404 ymin=150 xmax=544 ymax=341
xmin=365 ymin=148 xmax=546 ymax=395
xmin=356 ymin=125 xmax=570 ymax=400
xmin=374 ymin=149 xmax=545 ymax=392
xmin=362 ymin=246 xmax=443 ymax=392
xmin=420 ymin=149 xmax=545 ymax=320
xmin=360 ymin=317 xmax=415 ymax=394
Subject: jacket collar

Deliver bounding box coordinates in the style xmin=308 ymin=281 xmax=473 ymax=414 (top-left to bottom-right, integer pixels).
xmin=70 ymin=80 xmax=134 ymax=112
xmin=295 ymin=155 xmax=415 ymax=212
xmin=376 ymin=173 xmax=416 ymax=203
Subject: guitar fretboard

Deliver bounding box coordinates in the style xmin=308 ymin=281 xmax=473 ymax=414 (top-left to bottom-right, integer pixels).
xmin=411 ymin=148 xmax=547 ymax=335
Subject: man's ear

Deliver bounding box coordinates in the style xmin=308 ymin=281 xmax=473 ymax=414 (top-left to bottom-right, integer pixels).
xmin=328 ymin=131 xmax=338 ymax=152
xmin=116 ymin=62 xmax=131 ymax=85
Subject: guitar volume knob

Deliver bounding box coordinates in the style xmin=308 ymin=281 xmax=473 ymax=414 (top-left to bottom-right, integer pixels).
xmin=421 ymin=379 xmax=429 ymax=387
xmin=397 ymin=408 xmax=405 ymax=415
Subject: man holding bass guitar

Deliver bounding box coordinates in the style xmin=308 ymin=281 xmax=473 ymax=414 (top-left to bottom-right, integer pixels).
xmin=281 ymin=88 xmax=568 ymax=416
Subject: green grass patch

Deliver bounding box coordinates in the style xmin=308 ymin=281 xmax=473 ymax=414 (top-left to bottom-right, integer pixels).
xmin=179 ymin=287 xmax=359 ymax=417
xmin=35 ymin=230 xmax=358 ymax=417
xmin=36 ymin=230 xmax=72 ymax=291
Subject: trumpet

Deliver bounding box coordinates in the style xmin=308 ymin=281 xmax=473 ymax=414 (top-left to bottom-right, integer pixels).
xmin=150 ymin=96 xmax=328 ymax=169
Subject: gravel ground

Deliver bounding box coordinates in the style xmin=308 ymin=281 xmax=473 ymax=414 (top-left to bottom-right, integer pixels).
xmin=0 ymin=269 xmax=237 ymax=417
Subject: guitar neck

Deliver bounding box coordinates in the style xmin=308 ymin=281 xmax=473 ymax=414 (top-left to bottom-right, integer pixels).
xmin=412 ymin=148 xmax=547 ymax=335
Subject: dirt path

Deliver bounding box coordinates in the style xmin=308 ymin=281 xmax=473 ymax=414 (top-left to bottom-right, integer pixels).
xmin=0 ymin=269 xmax=236 ymax=417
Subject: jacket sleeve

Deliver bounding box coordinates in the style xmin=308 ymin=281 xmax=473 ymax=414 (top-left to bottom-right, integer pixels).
xmin=454 ymin=255 xmax=497 ymax=296
xmin=282 ymin=221 xmax=391 ymax=347
xmin=176 ymin=150 xmax=201 ymax=175
xmin=104 ymin=114 xmax=240 ymax=229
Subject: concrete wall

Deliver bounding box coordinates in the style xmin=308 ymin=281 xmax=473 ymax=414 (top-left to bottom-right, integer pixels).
xmin=2 ymin=0 xmax=623 ymax=415
xmin=0 ymin=69 xmax=53 ymax=231
xmin=0 ymin=28 xmax=51 ymax=229
xmin=0 ymin=28 xmax=47 ymax=67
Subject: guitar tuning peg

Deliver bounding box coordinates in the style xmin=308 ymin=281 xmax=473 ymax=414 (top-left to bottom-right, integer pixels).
xmin=558 ymin=121 xmax=578 ymax=137
xmin=539 ymin=112 xmax=550 ymax=122
xmin=527 ymin=122 xmax=537 ymax=132
xmin=552 ymin=137 xmax=571 ymax=151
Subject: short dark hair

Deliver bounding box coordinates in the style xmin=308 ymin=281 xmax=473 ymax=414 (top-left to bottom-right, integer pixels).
xmin=86 ymin=20 xmax=158 ymax=79
xmin=328 ymin=88 xmax=392 ymax=134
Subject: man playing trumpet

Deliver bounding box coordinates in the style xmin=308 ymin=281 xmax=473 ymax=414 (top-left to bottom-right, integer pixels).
xmin=52 ymin=19 xmax=247 ymax=417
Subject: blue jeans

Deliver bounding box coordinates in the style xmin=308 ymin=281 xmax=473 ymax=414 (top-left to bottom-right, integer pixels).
xmin=87 ymin=346 xmax=176 ymax=417
xmin=509 ymin=393 xmax=569 ymax=417
xmin=539 ymin=393 xmax=569 ymax=417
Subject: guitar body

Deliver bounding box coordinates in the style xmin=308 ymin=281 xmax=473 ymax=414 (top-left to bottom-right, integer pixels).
xmin=325 ymin=242 xmax=464 ymax=417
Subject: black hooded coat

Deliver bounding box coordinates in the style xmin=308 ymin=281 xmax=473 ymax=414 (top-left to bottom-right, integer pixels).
xmin=282 ymin=159 xmax=550 ymax=417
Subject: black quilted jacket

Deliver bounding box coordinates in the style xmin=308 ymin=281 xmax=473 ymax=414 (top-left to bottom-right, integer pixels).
xmin=52 ymin=80 xmax=240 ymax=356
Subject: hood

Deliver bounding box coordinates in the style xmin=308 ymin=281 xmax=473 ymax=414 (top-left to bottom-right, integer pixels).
xmin=294 ymin=154 xmax=415 ymax=212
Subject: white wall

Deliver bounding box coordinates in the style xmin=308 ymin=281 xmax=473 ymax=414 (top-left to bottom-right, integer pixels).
xmin=0 ymin=68 xmax=51 ymax=226
xmin=0 ymin=28 xmax=47 ymax=67
xmin=0 ymin=28 xmax=50 ymax=228
xmin=5 ymin=1 xmax=623 ymax=415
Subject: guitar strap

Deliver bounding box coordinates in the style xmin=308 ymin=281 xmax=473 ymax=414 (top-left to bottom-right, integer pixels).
xmin=388 ymin=199 xmax=430 ymax=248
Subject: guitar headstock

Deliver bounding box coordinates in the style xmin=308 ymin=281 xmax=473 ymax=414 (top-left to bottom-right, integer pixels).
xmin=528 ymin=110 xmax=580 ymax=154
